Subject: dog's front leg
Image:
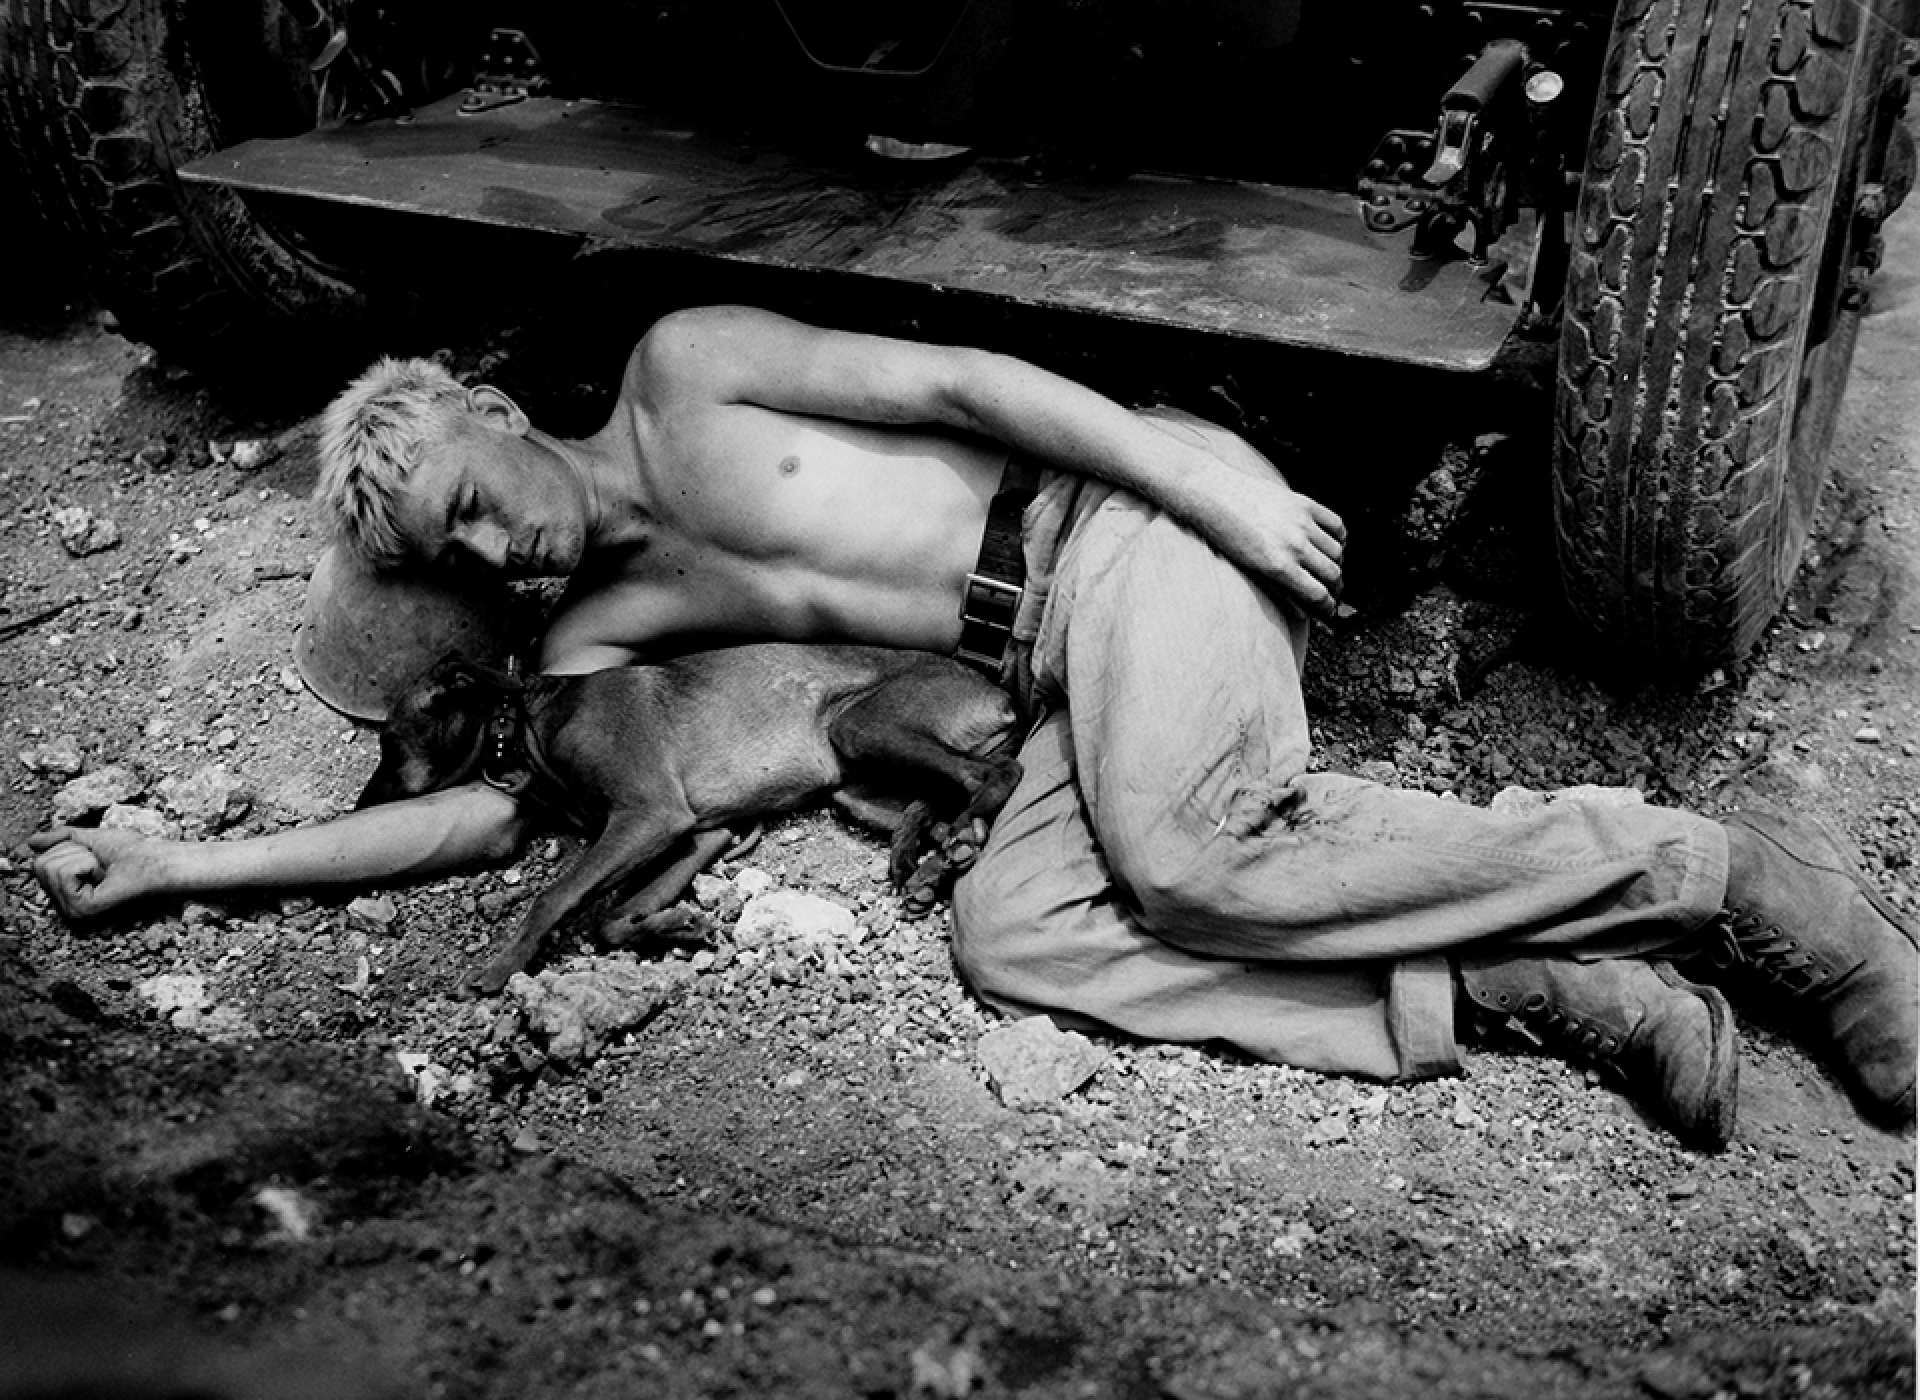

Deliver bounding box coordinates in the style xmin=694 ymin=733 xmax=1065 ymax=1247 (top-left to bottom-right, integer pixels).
xmin=596 ymin=827 xmax=741 ymax=946
xmin=461 ymin=807 xmax=685 ymax=996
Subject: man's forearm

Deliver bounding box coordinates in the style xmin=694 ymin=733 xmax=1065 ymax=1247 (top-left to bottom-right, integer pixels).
xmin=155 ymin=784 xmax=529 ymax=897
xmin=942 ymin=350 xmax=1347 ymax=611
xmin=945 ymin=349 xmax=1247 ymax=520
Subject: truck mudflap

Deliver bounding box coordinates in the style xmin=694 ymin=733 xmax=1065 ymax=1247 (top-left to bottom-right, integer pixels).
xmin=181 ymin=94 xmax=1535 ymax=372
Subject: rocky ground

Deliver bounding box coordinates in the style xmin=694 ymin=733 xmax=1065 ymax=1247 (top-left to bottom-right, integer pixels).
xmin=1 ymin=208 xmax=1916 ymax=1395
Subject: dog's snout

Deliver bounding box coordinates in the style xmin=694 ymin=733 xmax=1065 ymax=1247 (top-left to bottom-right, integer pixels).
xmin=355 ymin=769 xmax=400 ymax=810
xmin=356 ymin=749 xmax=424 ymax=809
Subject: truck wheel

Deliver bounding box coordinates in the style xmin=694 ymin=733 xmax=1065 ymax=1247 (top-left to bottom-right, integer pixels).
xmin=1553 ymin=0 xmax=1905 ymax=669
xmin=0 ymin=0 xmax=368 ymax=373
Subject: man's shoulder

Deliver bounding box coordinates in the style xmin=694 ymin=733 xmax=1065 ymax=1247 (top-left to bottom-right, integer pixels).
xmin=624 ymin=306 xmax=744 ymax=412
xmin=632 ymin=305 xmax=779 ymax=371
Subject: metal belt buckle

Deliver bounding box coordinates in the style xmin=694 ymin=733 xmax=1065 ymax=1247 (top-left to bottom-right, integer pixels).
xmin=956 ymin=573 xmax=1022 ymax=672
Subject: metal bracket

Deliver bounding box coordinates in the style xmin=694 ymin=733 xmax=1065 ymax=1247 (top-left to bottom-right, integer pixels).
xmin=461 ymin=29 xmax=551 ymax=115
xmin=1425 ymin=107 xmax=1478 ymax=187
xmin=1358 ymin=128 xmax=1443 ymax=236
xmin=1355 ymin=40 xmax=1530 ymax=264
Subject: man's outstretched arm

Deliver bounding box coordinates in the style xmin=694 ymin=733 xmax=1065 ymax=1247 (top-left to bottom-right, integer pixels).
xmin=31 ymin=783 xmax=530 ymax=921
xmin=643 ymin=305 xmax=1348 ymax=616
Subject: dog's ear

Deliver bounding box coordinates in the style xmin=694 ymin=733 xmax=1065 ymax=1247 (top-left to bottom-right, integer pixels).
xmin=417 ymin=654 xmax=528 ymax=707
xmin=360 ymin=655 xmax=498 ymax=808
xmin=426 ymin=653 xmax=487 ymax=689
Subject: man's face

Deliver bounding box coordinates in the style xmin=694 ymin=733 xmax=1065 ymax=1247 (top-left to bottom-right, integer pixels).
xmin=393 ymin=417 xmax=588 ymax=578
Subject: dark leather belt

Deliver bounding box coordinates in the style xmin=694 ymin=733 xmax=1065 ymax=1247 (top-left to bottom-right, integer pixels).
xmin=955 ymin=460 xmax=1036 ymax=675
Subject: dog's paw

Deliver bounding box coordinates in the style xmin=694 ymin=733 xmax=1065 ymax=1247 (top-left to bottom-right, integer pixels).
xmin=457 ymin=956 xmax=521 ymax=999
xmin=900 ymin=851 xmax=952 ymax=915
xmin=887 ymin=801 xmax=938 ymax=888
xmin=897 ymin=817 xmax=992 ymax=914
xmin=938 ymin=817 xmax=989 ymax=875
xmin=601 ymin=903 xmax=717 ymax=949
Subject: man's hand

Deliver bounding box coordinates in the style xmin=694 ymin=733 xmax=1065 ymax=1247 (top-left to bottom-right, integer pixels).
xmin=29 ymin=827 xmax=175 ymax=920
xmin=1198 ymin=471 xmax=1348 ymax=620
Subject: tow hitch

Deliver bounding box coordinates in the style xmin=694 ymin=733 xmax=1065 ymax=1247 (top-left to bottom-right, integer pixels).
xmin=1357 ymin=38 xmax=1563 ymax=267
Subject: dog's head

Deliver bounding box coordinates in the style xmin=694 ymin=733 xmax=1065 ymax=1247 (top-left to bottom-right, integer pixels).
xmin=356 ymin=655 xmax=520 ymax=809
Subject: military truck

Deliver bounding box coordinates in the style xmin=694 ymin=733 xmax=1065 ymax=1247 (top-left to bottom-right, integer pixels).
xmin=2 ymin=0 xmax=1913 ymax=665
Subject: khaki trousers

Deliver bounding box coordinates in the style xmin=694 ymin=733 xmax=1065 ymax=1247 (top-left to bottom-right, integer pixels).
xmin=951 ymin=412 xmax=1728 ymax=1079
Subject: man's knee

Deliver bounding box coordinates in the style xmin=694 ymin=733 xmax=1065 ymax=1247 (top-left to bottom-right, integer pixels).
xmin=1103 ymin=832 xmax=1215 ymax=932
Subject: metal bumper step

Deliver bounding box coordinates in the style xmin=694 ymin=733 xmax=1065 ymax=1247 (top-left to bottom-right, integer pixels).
xmin=182 ymin=95 xmax=1530 ymax=372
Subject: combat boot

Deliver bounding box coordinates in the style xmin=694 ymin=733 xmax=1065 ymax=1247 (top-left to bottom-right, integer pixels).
xmin=1681 ymin=811 xmax=1917 ymax=1127
xmin=1458 ymin=954 xmax=1738 ymax=1151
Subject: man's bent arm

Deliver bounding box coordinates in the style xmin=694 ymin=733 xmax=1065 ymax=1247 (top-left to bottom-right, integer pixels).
xmin=646 ymin=306 xmax=1348 ymax=614
xmin=32 ymin=784 xmax=529 ymax=921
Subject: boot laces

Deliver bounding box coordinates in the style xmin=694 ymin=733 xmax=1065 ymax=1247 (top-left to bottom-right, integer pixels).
xmin=1713 ymin=911 xmax=1826 ymax=994
xmin=1505 ymin=992 xmax=1621 ymax=1061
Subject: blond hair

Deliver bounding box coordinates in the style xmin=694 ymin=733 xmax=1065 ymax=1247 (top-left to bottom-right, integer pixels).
xmin=315 ymin=356 xmax=470 ymax=564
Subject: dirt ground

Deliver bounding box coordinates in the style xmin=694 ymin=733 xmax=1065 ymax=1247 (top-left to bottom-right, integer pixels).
xmin=1 ymin=189 xmax=1916 ymax=1395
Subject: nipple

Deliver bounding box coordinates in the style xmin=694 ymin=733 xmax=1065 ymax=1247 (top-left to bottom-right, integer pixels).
xmin=778 ymin=455 xmax=800 ymax=477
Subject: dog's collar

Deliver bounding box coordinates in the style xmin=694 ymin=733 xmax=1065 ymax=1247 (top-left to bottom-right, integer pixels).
xmin=479 ymin=660 xmax=534 ymax=797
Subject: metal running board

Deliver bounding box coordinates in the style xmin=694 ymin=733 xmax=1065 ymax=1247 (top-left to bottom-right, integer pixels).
xmin=182 ymin=95 xmax=1530 ymax=371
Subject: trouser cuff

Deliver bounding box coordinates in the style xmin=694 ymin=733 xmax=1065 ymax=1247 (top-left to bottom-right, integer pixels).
xmin=1389 ymin=952 xmax=1463 ymax=1078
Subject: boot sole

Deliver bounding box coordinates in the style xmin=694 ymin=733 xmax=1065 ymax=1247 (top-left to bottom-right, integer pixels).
xmin=1651 ymin=961 xmax=1739 ymax=1152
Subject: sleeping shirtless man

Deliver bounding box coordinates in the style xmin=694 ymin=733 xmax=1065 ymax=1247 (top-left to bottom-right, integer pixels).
xmin=32 ymin=305 xmax=1918 ymax=1150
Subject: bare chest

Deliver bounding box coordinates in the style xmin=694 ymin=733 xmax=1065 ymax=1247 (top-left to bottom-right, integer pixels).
xmin=645 ymin=404 xmax=1003 ymax=562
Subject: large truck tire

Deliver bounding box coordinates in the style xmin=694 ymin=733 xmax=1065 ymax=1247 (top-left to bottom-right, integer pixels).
xmin=0 ymin=0 xmax=369 ymax=374
xmin=1553 ymin=0 xmax=1910 ymax=670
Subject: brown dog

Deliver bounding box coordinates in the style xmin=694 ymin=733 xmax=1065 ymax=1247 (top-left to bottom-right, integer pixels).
xmin=358 ymin=646 xmax=1023 ymax=994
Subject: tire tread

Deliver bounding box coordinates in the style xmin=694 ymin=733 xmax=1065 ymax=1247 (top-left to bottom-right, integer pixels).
xmin=1553 ymin=0 xmax=1884 ymax=665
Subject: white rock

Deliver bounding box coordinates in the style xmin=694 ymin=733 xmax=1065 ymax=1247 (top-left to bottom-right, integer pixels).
xmin=1009 ymin=1148 xmax=1124 ymax=1214
xmin=100 ymin=803 xmax=178 ymax=840
xmin=347 ymin=894 xmax=398 ymax=931
xmin=52 ymin=504 xmax=120 ymax=556
xmin=227 ymin=438 xmax=278 ymax=471
xmin=734 ymin=889 xmax=855 ymax=949
xmin=18 ymin=737 xmax=83 ymax=776
xmin=1269 ymin=1219 xmax=1318 ymax=1258
xmin=1452 ymin=1091 xmax=1485 ymax=1129
xmin=732 ymin=867 xmax=776 ymax=900
xmin=51 ymin=765 xmax=143 ymax=823
xmin=691 ymin=873 xmax=730 ymax=909
xmin=157 ymin=765 xmax=251 ymax=837
xmin=136 ymin=973 xmax=209 ymax=1019
xmin=254 ymin=1186 xmax=319 ymax=1241
xmin=393 ymin=1051 xmax=451 ymax=1106
xmin=977 ymin=1015 xmax=1107 ymax=1110
xmin=129 ymin=974 xmax=252 ymax=1039
xmin=1304 ymin=1112 xmax=1351 ymax=1147
xmin=507 ymin=955 xmax=694 ymax=1063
